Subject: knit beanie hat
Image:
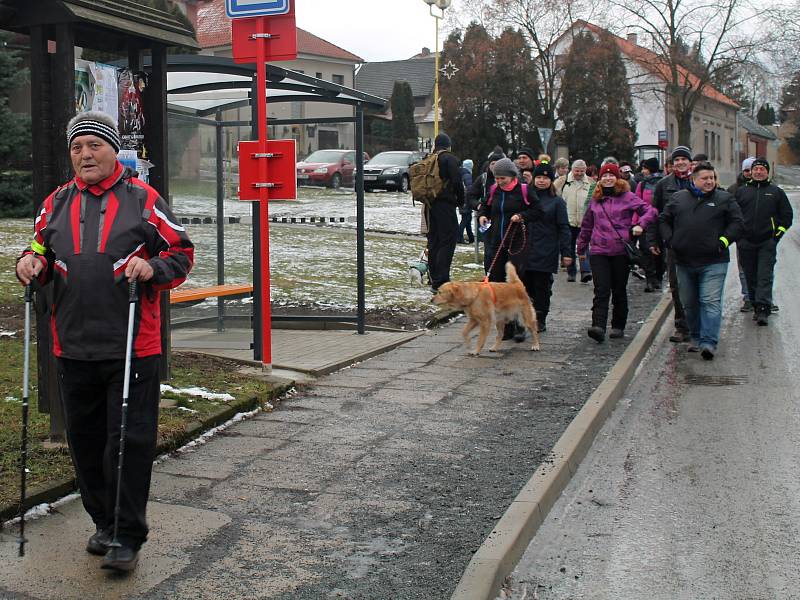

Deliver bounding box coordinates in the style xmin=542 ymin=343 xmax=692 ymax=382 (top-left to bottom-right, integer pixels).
xmin=692 ymin=153 xmax=708 ymax=162
xmin=67 ymin=111 xmax=121 ymax=153
xmin=741 ymin=156 xmax=756 ymax=171
xmin=516 ymin=146 xmax=536 ymax=161
xmin=598 ymin=162 xmax=620 ymax=178
xmin=671 ymin=145 xmax=692 ymax=160
xmin=492 ymin=157 xmax=519 ymax=178
xmin=434 ymin=132 xmax=451 ymax=149
xmin=643 ymin=157 xmax=660 ymax=172
xmin=751 ymin=157 xmax=770 ymax=172
xmin=533 ymin=161 xmax=555 ymax=180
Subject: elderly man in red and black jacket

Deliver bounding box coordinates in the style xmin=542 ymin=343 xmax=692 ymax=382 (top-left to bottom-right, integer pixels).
xmin=15 ymin=111 xmax=194 ymax=572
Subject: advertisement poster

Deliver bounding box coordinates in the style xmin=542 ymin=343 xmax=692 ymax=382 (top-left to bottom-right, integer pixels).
xmin=118 ymin=69 xmax=147 ymax=154
xmin=74 ymin=59 xmax=119 ymax=124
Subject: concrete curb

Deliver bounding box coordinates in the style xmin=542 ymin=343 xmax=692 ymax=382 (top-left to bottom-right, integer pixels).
xmin=0 ymin=384 xmax=293 ymax=522
xmin=450 ymin=294 xmax=673 ymax=600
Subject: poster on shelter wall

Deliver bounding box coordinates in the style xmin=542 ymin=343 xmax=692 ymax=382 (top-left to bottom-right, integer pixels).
xmin=74 ymin=59 xmax=119 ymax=124
xmin=118 ymin=70 xmax=147 ymax=154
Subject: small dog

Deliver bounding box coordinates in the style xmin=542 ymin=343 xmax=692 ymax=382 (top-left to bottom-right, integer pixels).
xmin=432 ymin=262 xmax=540 ymax=355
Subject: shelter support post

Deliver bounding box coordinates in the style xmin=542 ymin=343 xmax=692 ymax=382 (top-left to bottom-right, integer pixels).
xmin=216 ymin=110 xmax=226 ymax=332
xmin=355 ymin=103 xmax=365 ymax=334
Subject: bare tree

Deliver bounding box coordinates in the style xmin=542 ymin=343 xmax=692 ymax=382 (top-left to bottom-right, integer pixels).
xmin=614 ymin=0 xmax=769 ymax=144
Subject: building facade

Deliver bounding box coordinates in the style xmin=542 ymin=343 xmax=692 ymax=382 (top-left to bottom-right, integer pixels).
xmin=553 ymin=21 xmax=740 ymax=184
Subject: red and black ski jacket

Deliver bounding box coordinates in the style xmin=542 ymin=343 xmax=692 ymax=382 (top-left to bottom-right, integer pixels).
xmin=20 ymin=162 xmax=194 ymax=360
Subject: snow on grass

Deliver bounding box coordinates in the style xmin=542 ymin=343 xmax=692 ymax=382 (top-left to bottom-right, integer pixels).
xmin=160 ymin=384 xmax=235 ymax=402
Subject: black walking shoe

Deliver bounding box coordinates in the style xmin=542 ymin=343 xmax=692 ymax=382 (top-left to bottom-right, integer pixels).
xmin=567 ymin=274 xmax=576 ymax=282
xmin=502 ymin=322 xmax=515 ymax=340
xmin=101 ymin=545 xmax=139 ymax=572
xmin=86 ymin=528 xmax=112 ymax=556
xmin=740 ymin=299 xmax=753 ymax=312
xmin=700 ymin=346 xmax=715 ymax=361
xmin=609 ymin=328 xmax=624 ymax=339
xmin=587 ymin=326 xmax=605 ymax=343
xmin=513 ymin=322 xmax=527 ymax=342
xmin=669 ymin=331 xmax=689 ymax=343
xmin=580 ymin=274 xmax=593 ymax=283
xmin=757 ymin=309 xmax=769 ymax=326
xmin=771 ymin=304 xmax=779 ymax=312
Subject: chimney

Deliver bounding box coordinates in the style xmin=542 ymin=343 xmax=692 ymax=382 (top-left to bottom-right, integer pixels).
xmin=420 ymin=47 xmax=431 ymax=57
xmin=627 ymin=32 xmax=638 ymax=45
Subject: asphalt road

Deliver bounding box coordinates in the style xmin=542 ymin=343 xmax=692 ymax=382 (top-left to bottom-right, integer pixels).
xmin=503 ymin=191 xmax=800 ymax=600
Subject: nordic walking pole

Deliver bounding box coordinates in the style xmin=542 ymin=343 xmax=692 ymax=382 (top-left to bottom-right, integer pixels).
xmin=18 ymin=283 xmax=32 ymax=557
xmin=108 ymin=279 xmax=138 ymax=557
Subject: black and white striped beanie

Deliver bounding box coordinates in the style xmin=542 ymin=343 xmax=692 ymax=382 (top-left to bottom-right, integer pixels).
xmin=67 ymin=111 xmax=121 ymax=153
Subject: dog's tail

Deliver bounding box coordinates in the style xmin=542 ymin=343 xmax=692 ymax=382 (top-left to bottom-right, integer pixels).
xmin=505 ymin=262 xmax=522 ymax=285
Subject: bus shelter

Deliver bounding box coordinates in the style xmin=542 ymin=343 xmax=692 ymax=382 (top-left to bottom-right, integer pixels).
xmin=155 ymin=54 xmax=387 ymax=362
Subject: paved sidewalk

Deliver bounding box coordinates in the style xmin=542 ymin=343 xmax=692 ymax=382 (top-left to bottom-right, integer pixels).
xmin=1 ymin=276 xmax=660 ymax=600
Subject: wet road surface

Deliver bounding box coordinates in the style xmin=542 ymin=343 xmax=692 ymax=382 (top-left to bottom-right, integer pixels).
xmin=503 ymin=191 xmax=800 ymax=599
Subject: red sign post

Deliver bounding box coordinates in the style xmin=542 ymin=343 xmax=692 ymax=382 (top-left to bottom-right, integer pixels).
xmin=230 ymin=4 xmax=297 ymax=367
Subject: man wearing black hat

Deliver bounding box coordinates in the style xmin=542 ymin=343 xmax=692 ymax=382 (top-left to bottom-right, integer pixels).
xmin=426 ymin=132 xmax=464 ymax=292
xmin=15 ymin=111 xmax=194 ymax=571
xmin=515 ymin=147 xmax=536 ymax=184
xmin=648 ymin=145 xmax=693 ymax=342
xmin=733 ymin=158 xmax=793 ymax=325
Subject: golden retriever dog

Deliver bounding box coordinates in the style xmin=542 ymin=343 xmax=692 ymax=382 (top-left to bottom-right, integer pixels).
xmin=432 ymin=262 xmax=540 ymax=355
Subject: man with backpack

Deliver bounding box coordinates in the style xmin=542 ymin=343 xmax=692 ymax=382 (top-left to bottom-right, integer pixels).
xmin=410 ymin=132 xmax=464 ymax=293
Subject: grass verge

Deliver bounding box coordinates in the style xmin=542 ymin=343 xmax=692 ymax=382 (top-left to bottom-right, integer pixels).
xmin=0 ymin=349 xmax=288 ymax=518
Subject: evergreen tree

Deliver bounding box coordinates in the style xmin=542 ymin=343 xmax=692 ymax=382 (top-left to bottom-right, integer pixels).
xmin=390 ymin=80 xmax=418 ymax=149
xmin=756 ymin=103 xmax=776 ymax=125
xmin=558 ymin=32 xmax=637 ymax=165
xmin=0 ymin=32 xmax=33 ymax=217
xmin=441 ymin=23 xmax=542 ymax=166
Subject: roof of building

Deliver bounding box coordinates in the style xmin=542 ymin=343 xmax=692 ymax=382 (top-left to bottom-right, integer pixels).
xmin=0 ymin=0 xmax=198 ymax=49
xmin=738 ymin=113 xmax=778 ymax=140
xmin=572 ymin=20 xmax=739 ymax=109
xmin=195 ymin=0 xmax=362 ymax=62
xmin=355 ymin=57 xmax=436 ymax=99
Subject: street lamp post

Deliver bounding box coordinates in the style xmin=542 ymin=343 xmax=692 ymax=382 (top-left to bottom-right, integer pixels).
xmin=423 ymin=0 xmax=452 ymax=140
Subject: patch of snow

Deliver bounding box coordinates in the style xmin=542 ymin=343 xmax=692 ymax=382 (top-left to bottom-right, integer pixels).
xmin=160 ymin=384 xmax=234 ymax=402
xmin=0 ymin=330 xmax=16 ymax=338
xmin=176 ymin=406 xmax=199 ymax=414
xmin=2 ymin=492 xmax=81 ymax=528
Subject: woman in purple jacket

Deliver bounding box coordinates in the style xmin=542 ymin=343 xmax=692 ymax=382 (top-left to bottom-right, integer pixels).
xmin=577 ymin=163 xmax=657 ymax=342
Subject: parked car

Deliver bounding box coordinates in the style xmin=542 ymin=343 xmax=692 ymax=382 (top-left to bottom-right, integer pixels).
xmin=361 ymin=151 xmax=422 ymax=193
xmin=296 ymin=149 xmax=369 ymax=189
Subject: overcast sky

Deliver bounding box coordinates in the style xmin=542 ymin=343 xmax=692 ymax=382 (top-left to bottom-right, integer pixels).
xmin=295 ymin=0 xmax=446 ymax=62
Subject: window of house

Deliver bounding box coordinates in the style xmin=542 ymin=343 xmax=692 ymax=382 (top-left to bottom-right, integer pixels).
xmin=717 ymin=135 xmax=721 ymax=163
xmin=316 ymin=72 xmax=323 ymax=79
xmin=669 ymin=124 xmax=674 ymax=145
xmin=710 ymin=132 xmax=716 ymax=160
xmin=704 ymin=130 xmax=710 ymax=156
xmin=730 ymin=137 xmax=735 ymax=164
xmin=332 ymin=74 xmax=344 ymax=85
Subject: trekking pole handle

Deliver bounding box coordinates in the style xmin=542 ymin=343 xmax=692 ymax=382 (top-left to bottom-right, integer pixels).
xmin=128 ymin=279 xmax=138 ymax=303
xmin=24 ymin=283 xmax=32 ymax=303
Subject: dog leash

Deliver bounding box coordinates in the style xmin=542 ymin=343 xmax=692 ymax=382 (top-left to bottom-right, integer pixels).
xmin=482 ymin=221 xmax=526 ymax=303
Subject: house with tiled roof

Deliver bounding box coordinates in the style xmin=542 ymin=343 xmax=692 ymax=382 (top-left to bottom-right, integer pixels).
xmin=737 ymin=113 xmax=779 ymax=167
xmin=192 ymin=0 xmax=364 ymax=156
xmin=355 ymin=53 xmax=437 ymax=147
xmin=552 ymin=20 xmax=741 ymax=183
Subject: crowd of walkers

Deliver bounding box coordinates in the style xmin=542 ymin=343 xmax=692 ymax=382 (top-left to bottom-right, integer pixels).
xmin=422 ymin=133 xmax=793 ymax=360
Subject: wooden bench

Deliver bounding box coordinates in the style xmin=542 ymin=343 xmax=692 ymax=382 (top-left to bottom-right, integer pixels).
xmin=170 ymin=283 xmax=253 ymax=306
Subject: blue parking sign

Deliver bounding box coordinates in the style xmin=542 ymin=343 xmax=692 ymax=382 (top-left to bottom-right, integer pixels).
xmin=226 ymin=0 xmax=291 ymax=18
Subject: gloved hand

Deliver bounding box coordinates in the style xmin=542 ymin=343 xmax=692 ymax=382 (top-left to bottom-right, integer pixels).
xmin=775 ymin=227 xmax=787 ymax=243
xmin=718 ymin=237 xmax=730 ymax=253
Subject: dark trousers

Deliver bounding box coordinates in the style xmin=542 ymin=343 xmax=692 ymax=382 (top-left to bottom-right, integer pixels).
xmin=458 ymin=210 xmax=475 ymax=243
xmin=667 ymin=250 xmax=688 ymax=333
xmin=567 ymin=226 xmax=591 ymax=277
xmin=589 ymin=254 xmax=630 ymax=330
xmin=426 ymin=201 xmax=458 ymax=289
xmin=486 ymin=246 xmax=512 ymax=282
xmin=639 ymin=239 xmax=664 ymax=283
xmin=58 ymin=355 xmax=161 ymax=550
xmin=522 ymin=270 xmax=554 ymax=318
xmin=738 ymin=239 xmax=778 ymax=310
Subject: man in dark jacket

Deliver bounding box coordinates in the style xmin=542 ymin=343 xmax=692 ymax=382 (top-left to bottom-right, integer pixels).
xmin=648 ymin=145 xmax=694 ymax=342
xmin=733 ymin=157 xmax=793 ymax=325
xmin=658 ymin=162 xmax=744 ymax=360
xmin=426 ymin=132 xmax=464 ymax=292
xmin=458 ymin=159 xmax=475 ymax=243
xmin=728 ymin=156 xmax=756 ymax=311
xmin=15 ymin=111 xmax=194 ymax=571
